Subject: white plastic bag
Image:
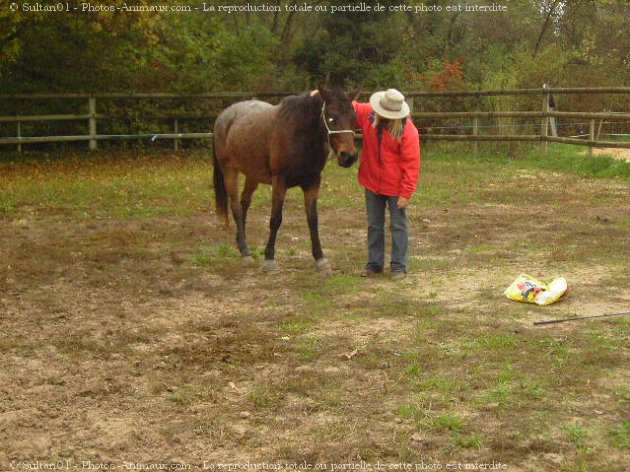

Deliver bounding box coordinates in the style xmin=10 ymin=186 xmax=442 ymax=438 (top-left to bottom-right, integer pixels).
xmin=505 ymin=274 xmax=568 ymax=306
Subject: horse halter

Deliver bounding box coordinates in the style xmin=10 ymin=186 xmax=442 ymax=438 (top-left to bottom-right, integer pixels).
xmin=321 ymin=102 xmax=356 ymax=142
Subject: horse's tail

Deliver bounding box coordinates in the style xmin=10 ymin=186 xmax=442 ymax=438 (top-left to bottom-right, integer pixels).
xmin=212 ymin=138 xmax=229 ymax=227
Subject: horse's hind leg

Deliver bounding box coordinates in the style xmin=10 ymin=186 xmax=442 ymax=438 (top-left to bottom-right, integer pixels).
xmin=263 ymin=175 xmax=287 ymax=272
xmin=239 ymin=177 xmax=258 ymax=261
xmin=223 ymin=168 xmax=250 ymax=258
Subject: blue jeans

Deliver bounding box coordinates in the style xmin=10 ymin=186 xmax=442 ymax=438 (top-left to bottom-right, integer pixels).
xmin=365 ymin=189 xmax=409 ymax=273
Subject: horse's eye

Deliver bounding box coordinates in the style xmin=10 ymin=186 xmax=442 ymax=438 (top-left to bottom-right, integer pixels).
xmin=328 ymin=117 xmax=335 ymax=123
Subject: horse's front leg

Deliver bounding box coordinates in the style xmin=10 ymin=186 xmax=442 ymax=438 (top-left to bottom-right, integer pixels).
xmin=302 ymin=180 xmax=332 ymax=275
xmin=263 ymin=175 xmax=287 ymax=272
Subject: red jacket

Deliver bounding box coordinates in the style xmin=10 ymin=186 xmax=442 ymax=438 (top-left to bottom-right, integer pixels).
xmin=353 ymin=101 xmax=421 ymax=200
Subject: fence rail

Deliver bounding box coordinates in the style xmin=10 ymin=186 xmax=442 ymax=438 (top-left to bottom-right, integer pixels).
xmin=1 ymin=86 xmax=629 ymax=152
xmin=5 ymin=86 xmax=626 ymax=99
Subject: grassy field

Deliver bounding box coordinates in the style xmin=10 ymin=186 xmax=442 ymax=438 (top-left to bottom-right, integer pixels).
xmin=1 ymin=144 xmax=629 ymax=471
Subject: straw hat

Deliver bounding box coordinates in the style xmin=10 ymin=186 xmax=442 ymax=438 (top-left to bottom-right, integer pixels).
xmin=369 ymin=88 xmax=410 ymax=120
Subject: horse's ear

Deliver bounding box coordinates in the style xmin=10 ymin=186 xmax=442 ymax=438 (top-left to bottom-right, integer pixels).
xmin=349 ymin=87 xmax=363 ymax=101
xmin=317 ymin=85 xmax=331 ymax=102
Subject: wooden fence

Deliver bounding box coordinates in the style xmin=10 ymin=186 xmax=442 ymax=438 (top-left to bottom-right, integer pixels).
xmin=1 ymin=87 xmax=629 ymax=153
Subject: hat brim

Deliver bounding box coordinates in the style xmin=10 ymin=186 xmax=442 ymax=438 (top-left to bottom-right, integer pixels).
xmin=369 ymin=91 xmax=410 ymax=120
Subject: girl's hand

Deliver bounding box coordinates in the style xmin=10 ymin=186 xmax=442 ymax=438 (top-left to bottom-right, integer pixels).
xmin=397 ymin=196 xmax=410 ymax=209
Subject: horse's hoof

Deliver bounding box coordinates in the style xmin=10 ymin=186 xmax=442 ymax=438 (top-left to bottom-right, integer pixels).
xmin=262 ymin=259 xmax=278 ymax=273
xmin=241 ymin=255 xmax=256 ymax=266
xmin=315 ymin=258 xmax=333 ymax=276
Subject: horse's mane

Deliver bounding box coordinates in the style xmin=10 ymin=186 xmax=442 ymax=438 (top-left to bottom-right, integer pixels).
xmin=277 ymin=91 xmax=322 ymax=127
xmin=277 ymin=88 xmax=348 ymax=130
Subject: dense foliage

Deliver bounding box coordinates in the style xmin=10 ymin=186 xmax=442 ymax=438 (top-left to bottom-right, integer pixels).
xmin=1 ymin=0 xmax=628 ymax=93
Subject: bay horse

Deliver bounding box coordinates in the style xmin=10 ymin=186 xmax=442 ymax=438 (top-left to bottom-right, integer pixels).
xmin=212 ymin=86 xmax=360 ymax=273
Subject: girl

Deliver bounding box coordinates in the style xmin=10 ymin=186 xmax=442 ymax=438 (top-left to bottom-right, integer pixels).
xmin=353 ymin=89 xmax=421 ymax=279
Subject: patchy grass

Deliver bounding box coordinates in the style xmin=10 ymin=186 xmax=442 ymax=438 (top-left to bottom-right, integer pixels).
xmin=608 ymin=421 xmax=630 ymax=450
xmin=0 ymin=147 xmax=629 ymax=470
xmin=0 ymin=150 xmax=212 ymax=219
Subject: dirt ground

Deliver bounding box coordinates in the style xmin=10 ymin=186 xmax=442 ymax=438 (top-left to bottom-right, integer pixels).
xmin=1 ymin=154 xmax=629 ymax=471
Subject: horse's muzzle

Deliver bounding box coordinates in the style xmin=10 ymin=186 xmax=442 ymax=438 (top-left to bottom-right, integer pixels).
xmin=338 ymin=151 xmax=358 ymax=168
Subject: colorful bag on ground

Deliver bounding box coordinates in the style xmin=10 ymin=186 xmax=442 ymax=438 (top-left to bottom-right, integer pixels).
xmin=505 ymin=274 xmax=568 ymax=306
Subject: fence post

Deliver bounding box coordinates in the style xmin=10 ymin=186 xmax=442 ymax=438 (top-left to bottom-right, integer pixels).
xmin=589 ymin=119 xmax=595 ymax=156
xmin=17 ymin=121 xmax=22 ymax=153
xmin=473 ymin=116 xmax=479 ymax=154
xmin=174 ymin=118 xmax=179 ymax=150
xmin=540 ymin=85 xmax=549 ymax=154
xmin=596 ymin=119 xmax=604 ymax=140
xmin=88 ymin=96 xmax=97 ymax=151
xmin=406 ymin=96 xmax=417 ymax=150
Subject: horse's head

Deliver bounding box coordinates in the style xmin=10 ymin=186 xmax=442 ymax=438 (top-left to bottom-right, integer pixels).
xmin=318 ymin=86 xmax=361 ymax=168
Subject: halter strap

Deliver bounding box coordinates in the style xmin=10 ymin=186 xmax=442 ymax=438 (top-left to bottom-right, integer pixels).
xmin=321 ymin=102 xmax=356 ymax=137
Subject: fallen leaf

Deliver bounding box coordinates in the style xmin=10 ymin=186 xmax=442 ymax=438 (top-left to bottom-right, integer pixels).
xmin=410 ymin=433 xmax=430 ymax=447
xmin=339 ymin=350 xmax=359 ymax=361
